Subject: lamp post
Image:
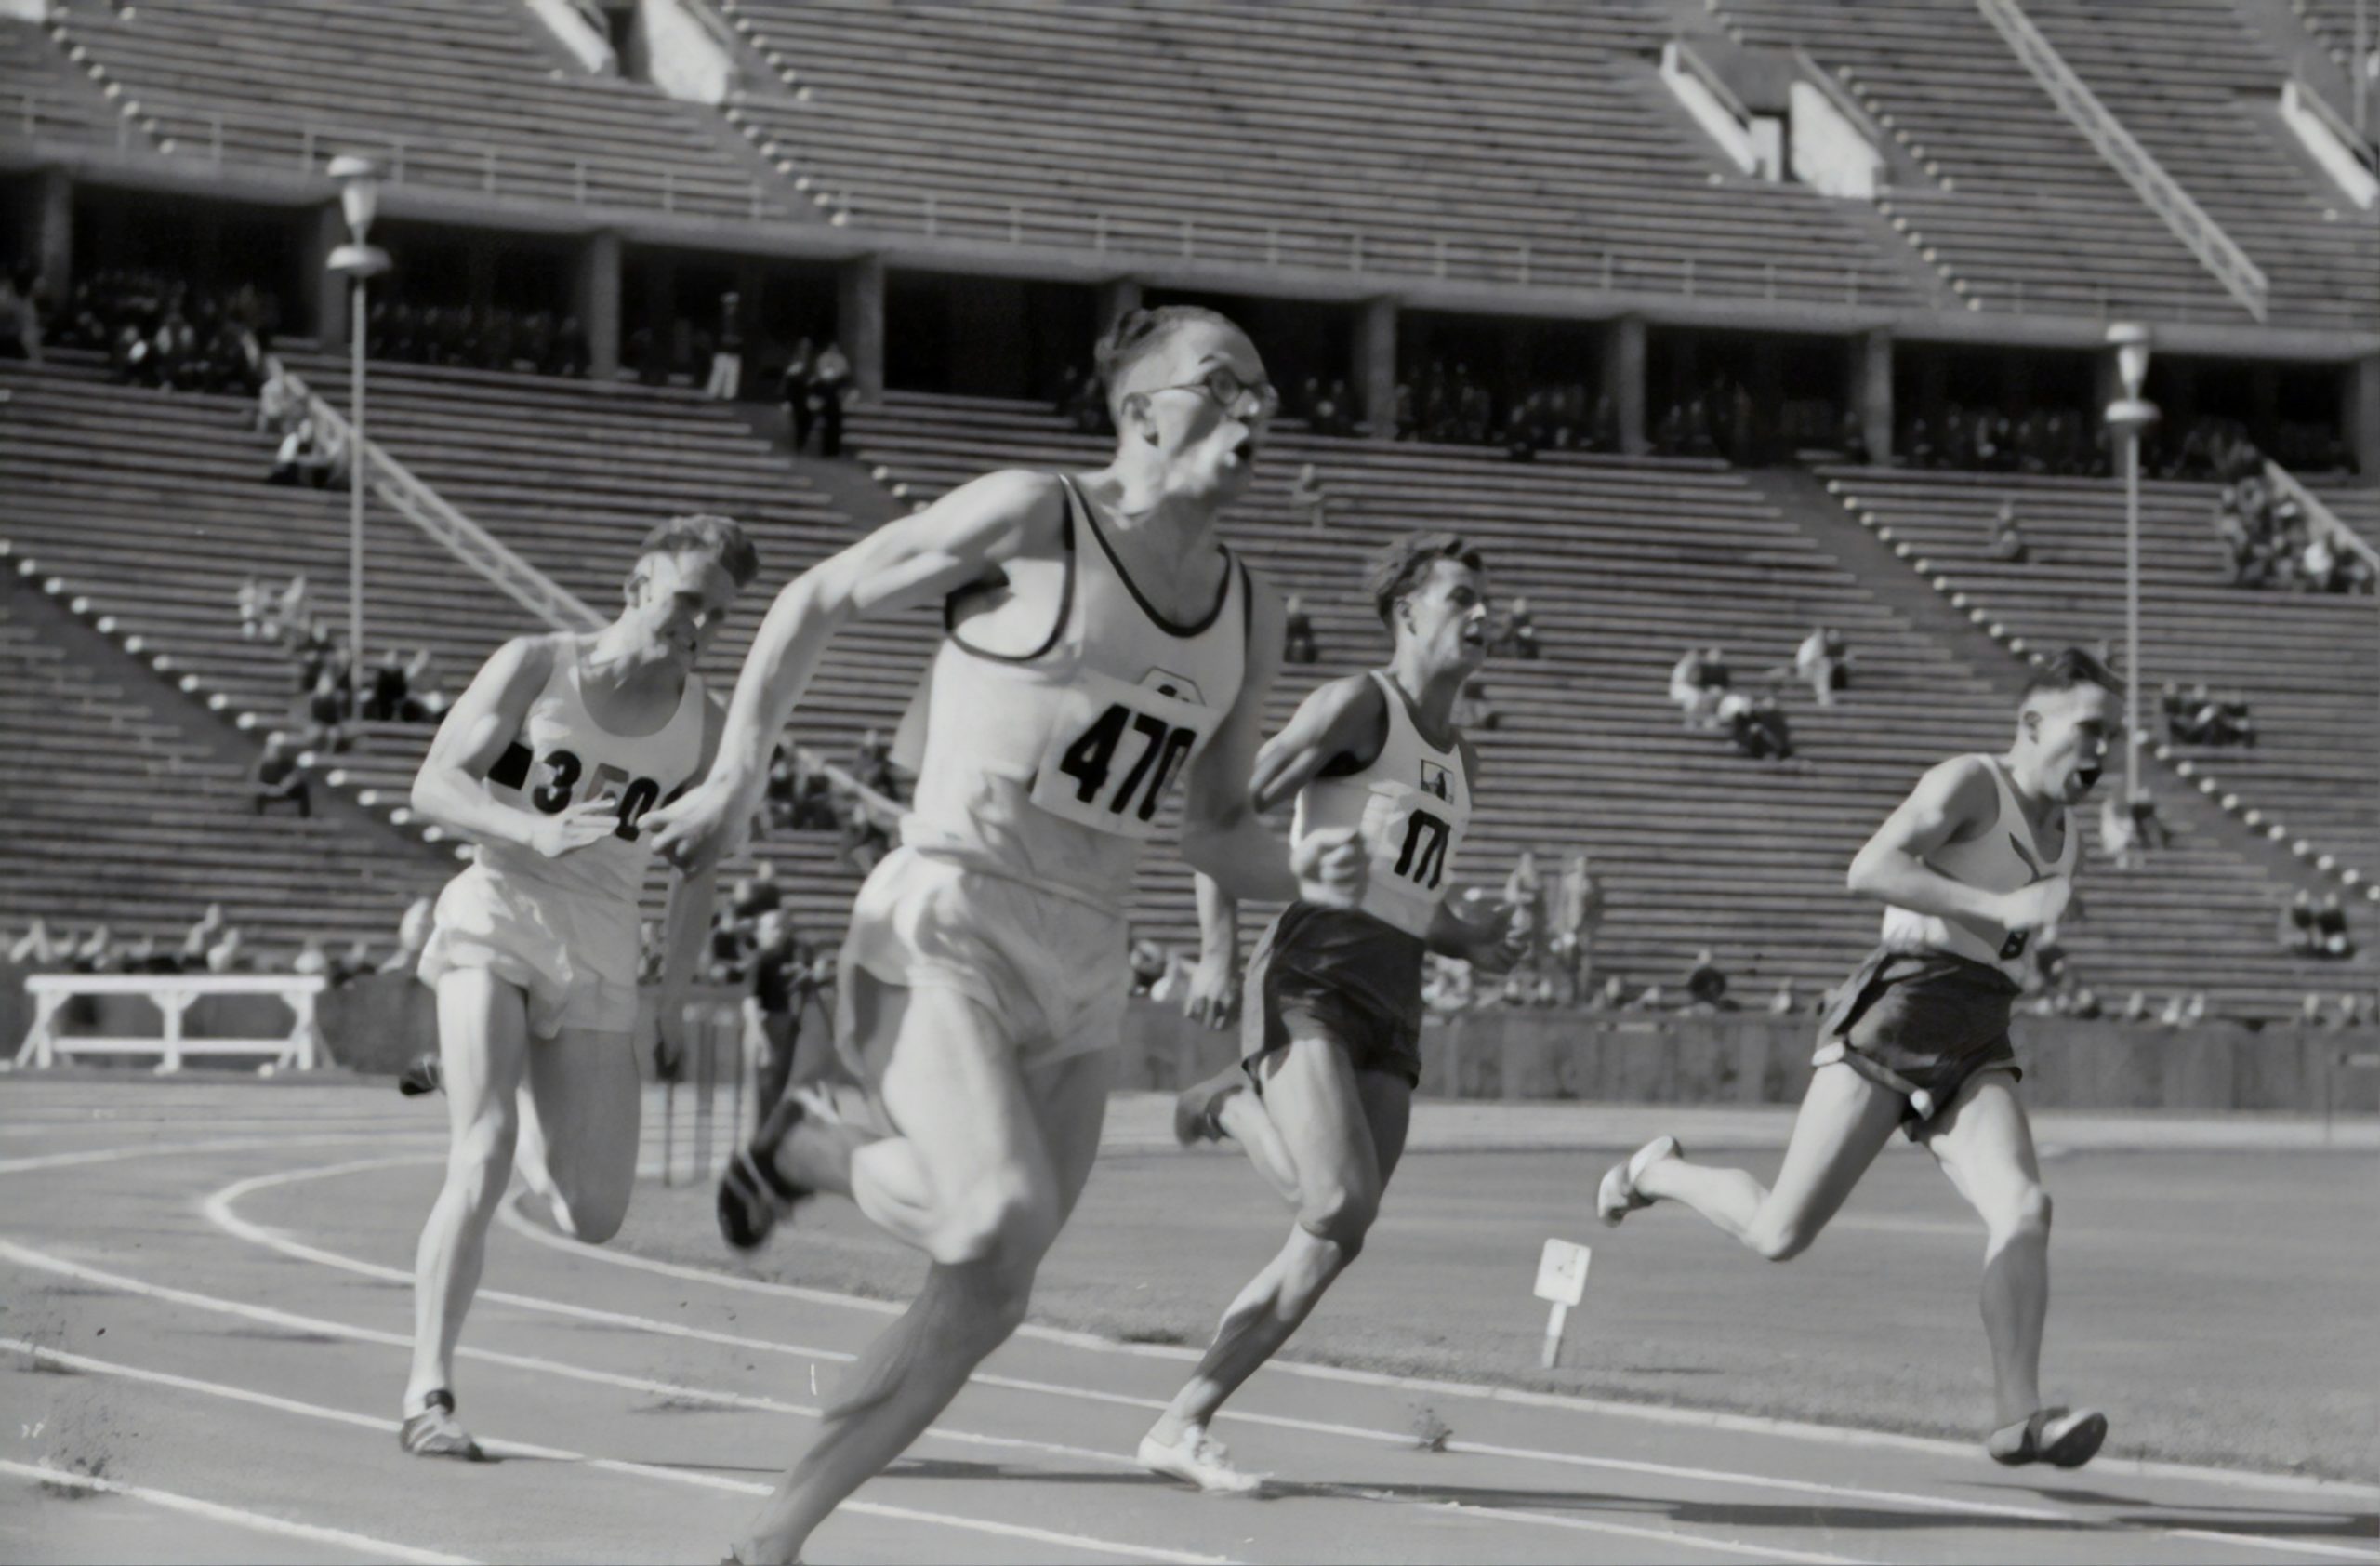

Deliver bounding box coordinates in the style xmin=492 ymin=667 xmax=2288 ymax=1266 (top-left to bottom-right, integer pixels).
xmin=325 ymin=155 xmax=390 ymax=688
xmin=2104 ymin=323 xmax=2159 ymax=807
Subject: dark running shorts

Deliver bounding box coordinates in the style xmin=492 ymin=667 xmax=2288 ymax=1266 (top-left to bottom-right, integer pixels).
xmin=1814 ymin=946 xmax=2023 ymax=1135
xmin=1242 ymin=901 xmax=1426 ymax=1090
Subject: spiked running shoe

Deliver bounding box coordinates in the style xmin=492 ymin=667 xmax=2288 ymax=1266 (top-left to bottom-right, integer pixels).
xmin=399 ymin=1389 xmax=484 ymax=1461
xmin=1596 ymin=1135 xmax=1684 ymax=1227
xmin=1138 ymin=1425 xmax=1265 ymax=1495
xmin=396 ymin=1052 xmax=443 ymax=1097
xmin=716 ymin=1087 xmax=828 ymax=1251
xmin=1989 ymin=1407 xmax=2108 ymax=1468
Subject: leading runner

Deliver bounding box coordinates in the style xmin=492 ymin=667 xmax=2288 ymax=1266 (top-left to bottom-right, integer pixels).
xmin=1596 ymin=648 xmax=2118 ymax=1468
xmin=644 ymin=306 xmax=1364 ymax=1564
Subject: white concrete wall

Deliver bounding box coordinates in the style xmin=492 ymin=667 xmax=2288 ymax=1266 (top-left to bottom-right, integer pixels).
xmin=1789 ymin=80 xmax=1884 ymax=199
xmin=636 ymin=0 xmax=739 ymax=106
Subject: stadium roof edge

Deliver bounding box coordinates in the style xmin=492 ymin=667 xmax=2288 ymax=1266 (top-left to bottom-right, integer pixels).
xmin=9 ymin=148 xmax=2373 ymax=363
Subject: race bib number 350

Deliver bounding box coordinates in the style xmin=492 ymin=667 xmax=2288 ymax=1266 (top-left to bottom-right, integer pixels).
xmin=1028 ymin=671 xmax=1217 ymax=839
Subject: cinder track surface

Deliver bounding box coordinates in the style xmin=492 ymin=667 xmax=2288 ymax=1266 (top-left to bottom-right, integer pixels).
xmin=5 ymin=1080 xmax=2374 ymax=1564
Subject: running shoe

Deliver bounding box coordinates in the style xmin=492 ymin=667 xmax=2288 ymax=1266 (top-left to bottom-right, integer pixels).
xmin=399 ymin=1389 xmax=484 ymax=1461
xmin=716 ymin=1086 xmax=827 ymax=1251
xmin=1171 ymin=1067 xmax=1246 ymax=1148
xmin=1595 ymin=1135 xmax=1684 ymax=1227
xmin=1989 ymin=1406 xmax=2108 ymax=1468
xmin=1138 ymin=1425 xmax=1265 ymax=1495
xmin=396 ymin=1052 xmax=443 ymax=1098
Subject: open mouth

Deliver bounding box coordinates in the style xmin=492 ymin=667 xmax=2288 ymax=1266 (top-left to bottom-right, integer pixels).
xmin=2074 ymin=765 xmax=2103 ymax=791
xmin=1231 ymin=435 xmax=1258 ymax=466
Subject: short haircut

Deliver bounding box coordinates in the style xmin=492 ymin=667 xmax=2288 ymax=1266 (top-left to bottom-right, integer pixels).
xmin=1366 ymin=531 xmax=1486 ymax=627
xmin=1094 ymin=305 xmax=1240 ymax=419
xmin=635 ymin=512 xmax=760 ymax=589
xmin=2022 ymin=646 xmax=2122 ymax=702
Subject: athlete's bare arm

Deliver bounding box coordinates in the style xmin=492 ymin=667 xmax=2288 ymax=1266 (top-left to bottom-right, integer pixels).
xmin=1182 ymin=581 xmax=1362 ymax=906
xmin=1186 ymin=873 xmax=1239 ymax=1029
xmin=1423 ymin=738 xmax=1527 ymax=975
xmin=408 ymin=634 xmax=617 ymax=856
xmin=645 ymin=469 xmax=1064 ymax=869
xmin=1847 ymin=755 xmax=2069 ymax=931
xmin=653 ymin=698 xmax=727 ymax=1069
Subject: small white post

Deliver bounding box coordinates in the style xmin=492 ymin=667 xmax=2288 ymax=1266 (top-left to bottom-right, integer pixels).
xmin=1532 ymin=1238 xmax=1591 ymax=1370
xmin=155 ymin=988 xmax=194 ymax=1074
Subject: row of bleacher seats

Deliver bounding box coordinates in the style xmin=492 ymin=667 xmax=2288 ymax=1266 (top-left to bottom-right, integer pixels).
xmin=718 ymin=0 xmax=1924 ymax=306
xmin=0 ymin=588 xmax=449 ymax=955
xmin=1712 ymin=0 xmax=2376 ymax=328
xmin=850 ymin=391 xmax=2367 ymax=1016
xmin=1 ymin=16 xmax=125 ymax=153
xmin=40 ymin=0 xmax=786 ymax=219
xmin=1820 ymin=465 xmax=2380 ymax=883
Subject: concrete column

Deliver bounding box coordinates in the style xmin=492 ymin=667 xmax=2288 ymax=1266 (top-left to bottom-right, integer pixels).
xmin=310 ymin=202 xmax=349 ymax=347
xmin=1093 ymin=277 xmax=1142 ymax=336
xmin=1355 ymin=295 xmax=1398 ymax=439
xmin=1603 ymin=312 xmax=1647 ymax=456
xmin=1849 ymin=327 xmax=1893 ymax=464
xmin=2347 ymin=353 xmax=2380 ymax=481
xmin=837 ymin=253 xmax=885 ymax=398
xmin=34 ymin=166 xmax=73 ymax=294
xmin=575 ymin=230 xmax=621 ymax=379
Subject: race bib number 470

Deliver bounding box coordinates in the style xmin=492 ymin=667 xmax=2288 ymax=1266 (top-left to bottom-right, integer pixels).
xmin=1028 ymin=670 xmax=1218 ymax=839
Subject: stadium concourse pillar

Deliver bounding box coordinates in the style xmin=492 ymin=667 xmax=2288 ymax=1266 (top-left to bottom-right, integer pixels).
xmin=576 ymin=230 xmax=622 ymax=380
xmin=1093 ymin=277 xmax=1142 ymax=336
xmin=837 ymin=253 xmax=886 ymax=398
xmin=1603 ymin=312 xmax=1647 ymax=456
xmin=2347 ymin=352 xmax=2380 ymax=480
xmin=309 ymin=202 xmax=349 ymax=348
xmin=33 ymin=166 xmax=73 ymax=295
xmin=1850 ymin=327 xmax=1893 ymax=464
xmin=1355 ymin=296 xmax=1397 ymax=440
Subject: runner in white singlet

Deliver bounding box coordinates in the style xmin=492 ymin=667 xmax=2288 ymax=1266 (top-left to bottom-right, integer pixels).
xmin=397 ymin=515 xmax=756 ymax=1461
xmin=642 ymin=308 xmax=1366 ymax=1565
xmin=1141 ymin=533 xmax=1527 ymax=1494
xmin=1596 ymin=648 xmax=2119 ymax=1470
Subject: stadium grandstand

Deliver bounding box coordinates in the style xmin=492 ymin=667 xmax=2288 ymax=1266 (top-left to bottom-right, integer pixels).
xmin=4 ymin=0 xmax=2374 ymax=1029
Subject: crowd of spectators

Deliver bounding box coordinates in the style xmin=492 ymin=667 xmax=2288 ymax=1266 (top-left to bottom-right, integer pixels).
xmin=2210 ymin=472 xmax=2374 ymax=593
xmin=2162 ymin=683 xmax=2256 ymax=750
xmin=1670 ymin=642 xmax=1808 ymax=763
xmin=4 ymin=895 xmax=430 ymax=988
xmin=758 ymin=732 xmax=906 ymax=873
xmin=2280 ymin=889 xmax=2356 ymax=961
xmin=366 ymin=300 xmax=588 ymax=379
xmin=0 ymin=265 xmax=46 ymax=364
xmin=780 ymin=337 xmax=854 ymax=456
xmin=39 ymin=270 xmax=277 ymax=397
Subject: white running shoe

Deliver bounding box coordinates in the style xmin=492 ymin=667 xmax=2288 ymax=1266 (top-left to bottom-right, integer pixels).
xmin=1138 ymin=1425 xmax=1265 ymax=1495
xmin=1596 ymin=1135 xmax=1684 ymax=1227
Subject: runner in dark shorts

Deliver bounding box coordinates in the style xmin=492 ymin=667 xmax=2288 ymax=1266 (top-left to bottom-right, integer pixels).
xmin=1140 ymin=534 xmax=1526 ymax=1495
xmin=1593 ymin=649 xmax=2121 ymax=1472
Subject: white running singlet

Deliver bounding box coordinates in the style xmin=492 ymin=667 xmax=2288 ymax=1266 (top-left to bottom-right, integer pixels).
xmin=472 ymin=641 xmax=709 ymax=908
xmin=898 ymin=474 xmax=1250 ymax=909
xmin=1291 ymin=670 xmax=1472 ymax=940
xmin=1877 ymin=754 xmax=2076 ymax=982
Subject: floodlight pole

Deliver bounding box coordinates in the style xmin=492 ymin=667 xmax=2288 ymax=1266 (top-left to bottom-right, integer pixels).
xmin=2104 ymin=323 xmax=2158 ymax=807
xmin=325 ymin=156 xmax=391 ymax=690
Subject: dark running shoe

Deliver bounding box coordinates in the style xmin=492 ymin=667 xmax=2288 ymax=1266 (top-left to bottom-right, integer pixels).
xmin=716 ymin=1087 xmax=825 ymax=1252
xmin=399 ymin=1389 xmax=485 ymax=1461
xmin=396 ymin=1052 xmax=443 ymax=1098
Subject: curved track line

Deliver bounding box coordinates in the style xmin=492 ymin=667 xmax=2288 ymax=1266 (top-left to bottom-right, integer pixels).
xmin=211 ymin=1155 xmax=2380 ymax=1561
xmin=0 ymin=1131 xmax=438 ymax=1176
xmin=0 ymin=1455 xmax=477 ymax=1565
xmin=0 ymin=1337 xmax=1229 ymax=1566
xmin=492 ymin=1161 xmax=2380 ymax=1506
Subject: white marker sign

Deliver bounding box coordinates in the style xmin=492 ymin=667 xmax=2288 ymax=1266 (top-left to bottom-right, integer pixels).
xmin=1533 ymin=1239 xmax=1591 ymax=1368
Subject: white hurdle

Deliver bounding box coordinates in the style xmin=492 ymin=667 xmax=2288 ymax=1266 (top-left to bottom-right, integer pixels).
xmin=15 ymin=974 xmax=329 ymax=1074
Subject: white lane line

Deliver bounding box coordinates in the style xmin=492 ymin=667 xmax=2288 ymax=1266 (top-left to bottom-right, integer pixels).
xmin=0 ymin=1132 xmax=440 ymax=1176
xmin=497 ymin=1182 xmax=2380 ymax=1506
xmin=0 ymin=1338 xmax=1227 ymax=1566
xmin=1313 ymin=1484 xmax=1866 ymax=1564
xmin=210 ymin=1163 xmax=2379 ymax=1563
xmin=0 ymin=1454 xmax=477 ymax=1565
xmin=2162 ymin=1530 xmax=2380 ymax=1563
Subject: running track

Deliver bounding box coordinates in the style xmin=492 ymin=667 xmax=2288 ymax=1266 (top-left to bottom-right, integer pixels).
xmin=6 ymin=1080 xmax=2376 ymax=1565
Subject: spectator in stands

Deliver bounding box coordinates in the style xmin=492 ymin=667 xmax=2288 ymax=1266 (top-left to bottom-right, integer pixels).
xmin=268 ymin=576 xmax=311 ymax=650
xmin=251 ymin=734 xmax=311 ymax=818
xmin=1722 ymin=687 xmax=1792 ymax=762
xmin=1670 ymin=646 xmax=1719 ymax=727
xmin=2159 ymin=991 xmax=2207 ymax=1029
xmin=0 ymin=270 xmax=36 ymax=363
xmin=745 ymin=909 xmax=814 ymax=1114
xmin=735 ymin=860 xmax=786 ymax=922
xmin=299 ymin=669 xmax=354 ymax=754
xmin=812 ymin=339 xmax=853 ymax=456
xmin=7 ymin=918 xmax=62 ymax=968
xmin=2318 ymin=894 xmax=2354 ymax=960
xmin=204 ymin=925 xmax=246 ymax=975
xmin=1684 ymin=949 xmax=1729 ymax=1012
xmin=1502 ymin=850 xmax=1546 ymax=949
xmin=1767 ymin=977 xmax=1797 ymax=1015
xmin=175 ymin=904 xmax=224 ymax=970
xmin=68 ymin=924 xmax=115 ymax=974
xmin=2096 ymin=790 xmax=2140 ymax=871
xmin=781 ymin=338 xmax=816 ymax=451
xmin=1988 ymin=498 xmax=2028 ymax=564
xmin=291 ymin=937 xmax=331 ymax=979
xmin=2128 ymin=784 xmax=2174 ymax=855
xmin=1794 ymin=626 xmax=1846 ymax=708
xmin=238 ymin=576 xmax=271 ymax=642
xmin=1498 ymin=597 xmax=1540 ymax=660
xmin=1549 ymin=850 xmax=1601 ymax=1002
xmin=2281 ymin=890 xmax=2322 ymax=958
xmin=401 ymin=647 xmax=449 ymax=722
xmin=362 ymin=647 xmax=412 ymax=723
xmin=1289 ymin=462 xmax=1329 ymax=530
xmin=849 ymin=727 xmax=902 ymax=803
xmin=379 ymin=896 xmax=435 ymax=975
xmin=706 ymin=290 xmax=743 ymax=401
xmin=1282 ymin=593 xmax=1318 ymax=665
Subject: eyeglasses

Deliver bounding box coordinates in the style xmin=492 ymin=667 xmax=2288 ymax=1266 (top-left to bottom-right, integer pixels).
xmin=1153 ymin=365 xmax=1279 ymax=422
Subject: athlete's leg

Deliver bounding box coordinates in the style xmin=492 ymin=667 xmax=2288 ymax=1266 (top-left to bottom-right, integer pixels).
xmin=513 ymin=1027 xmax=641 ymax=1243
xmin=405 ymin=969 xmax=531 ymax=1413
xmin=1632 ymin=1062 xmax=1905 ymax=1260
xmin=1213 ymin=1080 xmax=1304 ymax=1206
xmin=1921 ymin=1071 xmax=2052 ymax=1427
xmin=1150 ymin=1043 xmax=1408 ymax=1448
xmin=732 ymin=986 xmax=1080 ymax=1565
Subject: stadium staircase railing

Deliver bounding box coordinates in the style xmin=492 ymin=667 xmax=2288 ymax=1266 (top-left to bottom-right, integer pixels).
xmin=1975 ymin=0 xmax=2270 ymax=321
